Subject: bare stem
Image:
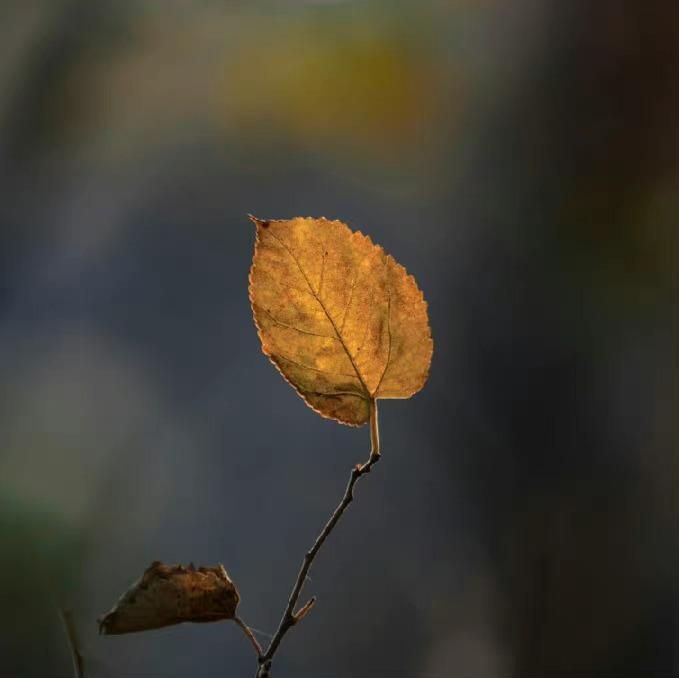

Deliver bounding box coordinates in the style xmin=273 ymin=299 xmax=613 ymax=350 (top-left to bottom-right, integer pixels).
xmin=256 ymin=399 xmax=381 ymax=678
xmin=58 ymin=607 xmax=84 ymax=678
xmin=234 ymin=616 xmax=264 ymax=658
xmin=369 ymin=397 xmax=380 ymax=457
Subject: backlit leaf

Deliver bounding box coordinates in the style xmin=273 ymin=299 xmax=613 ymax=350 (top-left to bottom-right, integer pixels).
xmin=248 ymin=216 xmax=433 ymax=425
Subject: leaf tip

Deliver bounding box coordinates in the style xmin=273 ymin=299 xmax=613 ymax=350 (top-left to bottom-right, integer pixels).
xmin=248 ymin=214 xmax=270 ymax=229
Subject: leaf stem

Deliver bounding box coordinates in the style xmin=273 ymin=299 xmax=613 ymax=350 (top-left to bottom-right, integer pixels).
xmin=369 ymin=397 xmax=380 ymax=457
xmin=256 ymin=399 xmax=381 ymax=678
xmin=234 ymin=616 xmax=264 ymax=658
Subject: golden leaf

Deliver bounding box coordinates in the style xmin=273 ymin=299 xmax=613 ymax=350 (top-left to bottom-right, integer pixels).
xmin=248 ymin=216 xmax=433 ymax=426
xmin=98 ymin=561 xmax=239 ymax=634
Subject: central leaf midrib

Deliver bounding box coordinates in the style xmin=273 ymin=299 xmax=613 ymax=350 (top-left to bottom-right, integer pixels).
xmin=268 ymin=231 xmax=371 ymax=396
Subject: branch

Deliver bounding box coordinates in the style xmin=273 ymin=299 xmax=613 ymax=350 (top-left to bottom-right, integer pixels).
xmin=257 ymin=399 xmax=381 ymax=678
xmin=58 ymin=607 xmax=84 ymax=678
xmin=234 ymin=616 xmax=264 ymax=658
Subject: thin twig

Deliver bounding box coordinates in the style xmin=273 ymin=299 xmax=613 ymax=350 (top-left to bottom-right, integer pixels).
xmin=234 ymin=616 xmax=264 ymax=658
xmin=58 ymin=607 xmax=84 ymax=678
xmin=293 ymin=596 xmax=316 ymax=623
xmin=256 ymin=399 xmax=381 ymax=678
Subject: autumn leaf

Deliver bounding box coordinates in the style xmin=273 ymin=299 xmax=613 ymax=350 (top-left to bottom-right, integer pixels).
xmin=248 ymin=216 xmax=433 ymax=426
xmin=98 ymin=561 xmax=239 ymax=634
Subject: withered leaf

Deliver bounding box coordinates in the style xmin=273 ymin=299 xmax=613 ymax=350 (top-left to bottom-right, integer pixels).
xmin=249 ymin=216 xmax=433 ymax=425
xmin=98 ymin=561 xmax=239 ymax=634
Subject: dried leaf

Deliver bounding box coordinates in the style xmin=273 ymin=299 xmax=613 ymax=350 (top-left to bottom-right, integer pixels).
xmin=249 ymin=216 xmax=433 ymax=425
xmin=98 ymin=561 xmax=239 ymax=634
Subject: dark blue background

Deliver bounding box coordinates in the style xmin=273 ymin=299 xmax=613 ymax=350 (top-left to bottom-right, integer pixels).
xmin=0 ymin=2 xmax=676 ymax=676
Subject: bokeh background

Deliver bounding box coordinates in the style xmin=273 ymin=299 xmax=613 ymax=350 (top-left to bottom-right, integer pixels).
xmin=1 ymin=1 xmax=676 ymax=676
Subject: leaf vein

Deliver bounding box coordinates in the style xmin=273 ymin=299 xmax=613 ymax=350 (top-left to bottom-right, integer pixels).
xmin=275 ymin=353 xmax=360 ymax=381
xmin=255 ymin=304 xmax=338 ymax=340
xmin=340 ymin=269 xmax=358 ymax=333
xmin=301 ymin=388 xmax=368 ymax=400
xmin=266 ymin=231 xmax=370 ymax=395
xmin=374 ymin=290 xmax=392 ymax=395
xmin=317 ymin=250 xmax=326 ymax=298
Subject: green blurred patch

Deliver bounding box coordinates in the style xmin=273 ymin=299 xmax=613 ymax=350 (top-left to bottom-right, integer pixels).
xmin=558 ymin=178 xmax=674 ymax=310
xmin=0 ymin=491 xmax=88 ymax=666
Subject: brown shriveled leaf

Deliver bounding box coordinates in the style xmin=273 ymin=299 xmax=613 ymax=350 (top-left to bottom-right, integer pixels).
xmin=248 ymin=216 xmax=433 ymax=425
xmin=98 ymin=561 xmax=239 ymax=634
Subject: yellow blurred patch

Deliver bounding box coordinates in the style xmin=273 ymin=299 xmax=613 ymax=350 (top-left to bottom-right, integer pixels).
xmin=220 ymin=17 xmax=456 ymax=160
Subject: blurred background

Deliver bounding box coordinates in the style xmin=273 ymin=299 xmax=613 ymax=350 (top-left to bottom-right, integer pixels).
xmin=0 ymin=1 xmax=676 ymax=676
